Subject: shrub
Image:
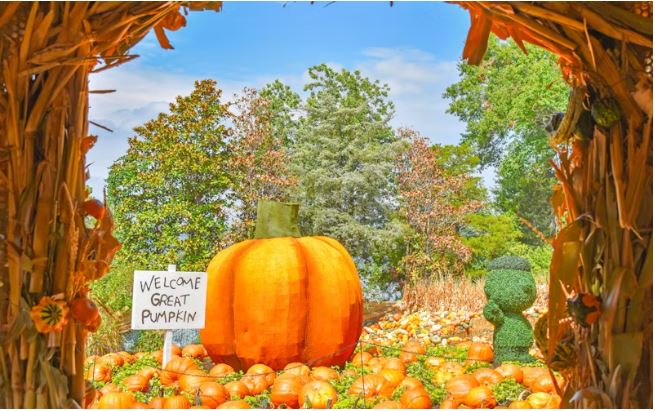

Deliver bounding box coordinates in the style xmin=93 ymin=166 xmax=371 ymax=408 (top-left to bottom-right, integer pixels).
xmin=483 ymin=268 xmax=537 ymax=364
xmin=487 ymin=255 xmax=531 ymax=272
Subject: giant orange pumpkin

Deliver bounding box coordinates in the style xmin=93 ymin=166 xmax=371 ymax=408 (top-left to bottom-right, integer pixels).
xmin=200 ymin=201 xmax=363 ymax=370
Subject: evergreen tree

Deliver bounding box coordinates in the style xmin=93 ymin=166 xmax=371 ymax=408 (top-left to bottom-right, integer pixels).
xmin=291 ymin=64 xmax=406 ymax=289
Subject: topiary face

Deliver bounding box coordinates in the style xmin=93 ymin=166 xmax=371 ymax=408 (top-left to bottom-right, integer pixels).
xmin=487 ymin=255 xmax=531 ymax=272
xmin=484 ymin=269 xmax=536 ymax=313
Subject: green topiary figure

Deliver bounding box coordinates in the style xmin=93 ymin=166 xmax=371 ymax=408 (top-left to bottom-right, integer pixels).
xmin=483 ymin=258 xmax=537 ymax=364
xmin=487 ymin=255 xmax=531 ymax=272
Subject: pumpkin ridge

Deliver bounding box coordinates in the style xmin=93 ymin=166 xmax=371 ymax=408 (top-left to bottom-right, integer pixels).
xmin=201 ymin=239 xmax=258 ymax=369
xmin=227 ymin=239 xmax=261 ymax=370
xmin=291 ymin=237 xmax=311 ymax=364
xmin=296 ymin=236 xmax=357 ymax=365
xmin=313 ymin=236 xmax=363 ymax=348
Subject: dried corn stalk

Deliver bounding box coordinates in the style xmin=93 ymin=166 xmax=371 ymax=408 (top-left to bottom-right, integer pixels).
xmin=0 ymin=2 xmax=221 ymax=408
xmin=457 ymin=1 xmax=652 ymax=408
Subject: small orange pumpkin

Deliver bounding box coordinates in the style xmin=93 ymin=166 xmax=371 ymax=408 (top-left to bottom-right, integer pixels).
xmin=160 ymin=356 xmax=199 ymax=386
xmin=123 ymin=375 xmax=150 ymax=392
xmin=179 ymin=369 xmax=214 ymax=394
xmin=400 ymin=387 xmax=432 ymax=409
xmin=137 ymin=366 xmax=159 ymax=380
xmin=311 ymin=366 xmax=339 ymax=381
xmin=171 ymin=344 xmax=183 ymax=356
xmin=508 ymin=400 xmax=533 ymax=408
xmin=132 ymin=402 xmax=151 ymax=409
xmin=382 ymin=358 xmax=406 ymax=374
xmin=399 ymin=376 xmax=425 ymax=391
xmin=378 ymin=369 xmax=405 ymax=389
xmin=117 ymin=352 xmax=135 ymax=365
xmin=241 ymin=374 xmax=269 ymax=395
xmin=495 ymin=364 xmax=523 ymax=383
xmin=224 ymin=381 xmax=250 ymax=399
xmin=182 ymin=344 xmax=207 ymax=359
xmin=217 ymin=400 xmax=251 ymax=409
xmin=85 ymin=363 xmax=112 ymax=383
xmin=210 ymin=363 xmax=235 ymax=377
xmin=446 ymin=375 xmax=479 ymax=400
xmin=198 ymin=381 xmax=228 ymax=408
xmin=366 ymin=357 xmax=386 ymax=373
xmin=101 ymin=353 xmax=124 ymax=368
xmin=245 ymin=364 xmax=275 ymax=387
xmin=271 ymin=376 xmax=303 ymax=408
xmin=30 ymin=296 xmax=69 ymax=333
xmin=283 ymin=362 xmax=312 ymax=377
xmin=98 ymin=392 xmax=136 ymax=409
xmin=526 ymin=392 xmax=553 ymax=409
xmin=467 ymin=342 xmax=494 ymax=362
xmin=531 ymin=374 xmax=555 ymax=393
xmin=374 ymin=400 xmax=402 ymax=409
xmin=149 ymin=398 xmax=167 ymax=409
xmin=164 ymin=395 xmax=191 ymax=409
xmin=100 ymin=383 xmax=121 ymax=396
xmin=298 ymin=380 xmax=338 ymax=409
xmin=522 ymin=367 xmax=548 ymax=389
xmin=70 ymin=296 xmax=100 ymax=326
xmin=351 ymin=351 xmax=372 ymax=366
xmin=464 ymin=386 xmax=496 ymax=408
xmin=400 ymin=341 xmax=426 ymax=364
xmin=472 ymin=368 xmax=504 ymax=385
xmin=151 ymin=350 xmax=164 ymax=364
xmin=439 ymin=398 xmax=461 ymax=409
xmin=348 ymin=374 xmax=393 ymax=399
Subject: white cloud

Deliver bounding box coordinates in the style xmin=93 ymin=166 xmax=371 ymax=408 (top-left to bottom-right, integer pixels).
xmin=85 ymin=47 xmax=480 ymax=197
xmin=87 ymin=66 xmax=248 ymax=197
xmin=355 ymin=47 xmax=465 ymax=146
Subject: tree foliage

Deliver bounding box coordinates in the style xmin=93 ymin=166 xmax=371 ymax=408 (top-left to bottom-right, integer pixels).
xmin=291 ymin=64 xmax=406 ymax=273
xmin=225 ymin=87 xmax=296 ymax=243
xmin=444 ymin=36 xmax=569 ymax=242
xmin=106 ymin=79 xmax=233 ymax=272
xmin=396 ymin=128 xmax=482 ymax=279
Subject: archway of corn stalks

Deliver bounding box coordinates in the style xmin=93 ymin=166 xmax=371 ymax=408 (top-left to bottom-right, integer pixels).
xmin=0 ymin=2 xmax=652 ymax=408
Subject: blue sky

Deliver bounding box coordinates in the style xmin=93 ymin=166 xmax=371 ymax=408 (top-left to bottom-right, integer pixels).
xmin=88 ymin=1 xmax=490 ymax=196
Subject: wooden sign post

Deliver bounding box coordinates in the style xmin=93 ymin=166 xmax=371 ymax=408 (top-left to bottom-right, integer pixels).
xmin=131 ymin=264 xmax=207 ymax=368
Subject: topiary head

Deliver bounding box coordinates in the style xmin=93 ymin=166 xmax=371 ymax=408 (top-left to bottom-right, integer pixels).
xmin=487 ymin=256 xmax=531 ymax=273
xmin=484 ymin=269 xmax=536 ymax=313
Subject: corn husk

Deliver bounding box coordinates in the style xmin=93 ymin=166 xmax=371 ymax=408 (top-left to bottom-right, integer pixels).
xmin=456 ymin=1 xmax=653 ymax=408
xmin=0 ymin=2 xmax=222 ymax=407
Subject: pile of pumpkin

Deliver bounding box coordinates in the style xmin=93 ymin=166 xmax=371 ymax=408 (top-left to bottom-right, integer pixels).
xmin=85 ymin=341 xmax=563 ymax=409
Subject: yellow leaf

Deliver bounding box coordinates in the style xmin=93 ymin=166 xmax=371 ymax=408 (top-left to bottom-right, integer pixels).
xmin=548 ymin=220 xmax=582 ymax=356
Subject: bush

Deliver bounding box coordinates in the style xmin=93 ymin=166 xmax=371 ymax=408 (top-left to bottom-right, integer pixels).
xmin=507 ymin=243 xmax=552 ymax=280
xmin=487 ymin=255 xmax=531 ymax=272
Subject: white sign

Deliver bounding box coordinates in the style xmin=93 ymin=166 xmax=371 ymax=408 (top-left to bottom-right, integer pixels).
xmin=131 ymin=269 xmax=207 ymax=330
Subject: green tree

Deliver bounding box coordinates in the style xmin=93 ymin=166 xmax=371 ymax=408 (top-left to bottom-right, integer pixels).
xmin=432 ymin=142 xmax=487 ymax=205
xmin=291 ymin=64 xmax=406 ymax=292
xmin=461 ymin=212 xmax=522 ymax=278
xmin=260 ymin=79 xmax=302 ymax=145
xmin=94 ymin=80 xmax=234 ymax=352
xmin=444 ymin=36 xmax=569 ymax=242
xmin=106 ymin=79 xmax=233 ymax=271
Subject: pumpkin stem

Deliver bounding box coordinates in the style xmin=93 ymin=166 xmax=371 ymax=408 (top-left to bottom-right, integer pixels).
xmin=254 ymin=200 xmax=301 ymax=239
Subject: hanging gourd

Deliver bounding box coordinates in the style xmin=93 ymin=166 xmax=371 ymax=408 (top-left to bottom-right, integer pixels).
xmin=200 ymin=200 xmax=363 ymax=370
